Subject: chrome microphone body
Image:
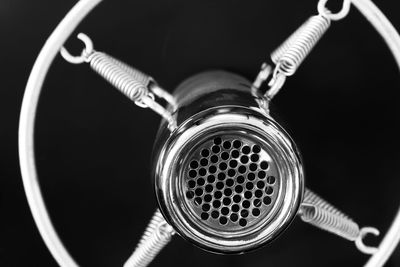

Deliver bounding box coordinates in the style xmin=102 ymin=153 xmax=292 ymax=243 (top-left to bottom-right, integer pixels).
xmin=152 ymin=71 xmax=304 ymax=253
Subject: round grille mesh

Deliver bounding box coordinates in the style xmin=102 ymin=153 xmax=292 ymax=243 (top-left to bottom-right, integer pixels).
xmin=183 ymin=135 xmax=280 ymax=229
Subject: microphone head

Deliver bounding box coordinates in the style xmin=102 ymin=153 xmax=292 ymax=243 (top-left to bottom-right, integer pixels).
xmin=153 ymin=105 xmax=304 ymax=254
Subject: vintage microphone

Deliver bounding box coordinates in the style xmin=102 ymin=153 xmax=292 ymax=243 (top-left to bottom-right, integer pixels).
xmin=151 ymin=70 xmax=304 ymax=253
xmin=18 ymin=0 xmax=400 ymax=266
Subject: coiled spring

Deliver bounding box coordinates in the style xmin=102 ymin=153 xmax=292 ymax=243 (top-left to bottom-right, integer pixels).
xmin=60 ymin=33 xmax=177 ymax=130
xmin=301 ymin=190 xmax=359 ymax=241
xmin=256 ymin=0 xmax=351 ymax=99
xmin=88 ymin=52 xmax=150 ymax=104
xmin=111 ymin=57 xmax=177 ymax=109
xmin=87 ymin=51 xmax=177 ymax=128
xmin=263 ymin=14 xmax=331 ymax=99
xmin=300 ymin=189 xmax=379 ymax=254
xmin=272 ymin=14 xmax=331 ymax=77
xmin=124 ymin=210 xmax=175 ymax=267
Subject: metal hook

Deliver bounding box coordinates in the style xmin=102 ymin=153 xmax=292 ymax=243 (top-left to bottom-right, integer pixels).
xmin=355 ymin=227 xmax=380 ymax=255
xmin=251 ymin=63 xmax=272 ymax=95
xmin=318 ymin=0 xmax=351 ymax=21
xmin=265 ymin=68 xmax=286 ymax=100
xmin=135 ymin=92 xmax=155 ymax=108
xmin=60 ymin=33 xmax=94 ymax=64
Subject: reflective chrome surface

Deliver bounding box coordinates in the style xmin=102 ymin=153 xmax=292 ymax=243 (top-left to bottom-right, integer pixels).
xmin=152 ymin=71 xmax=304 ymax=253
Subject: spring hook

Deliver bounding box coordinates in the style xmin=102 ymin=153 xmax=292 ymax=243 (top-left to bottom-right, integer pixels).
xmin=355 ymin=227 xmax=380 ymax=255
xmin=318 ymin=0 xmax=351 ymax=21
xmin=60 ymin=33 xmax=177 ymax=130
xmin=124 ymin=210 xmax=175 ymax=267
xmin=300 ymin=189 xmax=379 ymax=254
xmin=266 ymin=71 xmax=286 ymax=100
xmin=107 ymin=55 xmax=177 ymax=109
xmin=60 ymin=33 xmax=94 ymax=64
xmin=251 ymin=63 xmax=272 ymax=95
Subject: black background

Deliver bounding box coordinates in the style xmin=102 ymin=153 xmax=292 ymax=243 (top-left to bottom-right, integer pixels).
xmin=1 ymin=0 xmax=400 ymax=266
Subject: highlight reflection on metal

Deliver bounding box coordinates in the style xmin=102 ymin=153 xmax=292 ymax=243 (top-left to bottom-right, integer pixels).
xmin=153 ymin=71 xmax=304 ymax=253
xmin=124 ymin=210 xmax=175 ymax=267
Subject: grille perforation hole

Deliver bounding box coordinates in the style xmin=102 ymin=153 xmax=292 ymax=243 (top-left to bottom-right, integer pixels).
xmin=200 ymin=158 xmax=208 ymax=166
xmin=184 ymin=135 xmax=279 ymax=228
xmin=201 ymin=149 xmax=210 ymax=157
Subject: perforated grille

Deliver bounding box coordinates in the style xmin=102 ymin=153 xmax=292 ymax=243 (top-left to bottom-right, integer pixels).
xmin=183 ymin=135 xmax=280 ymax=229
